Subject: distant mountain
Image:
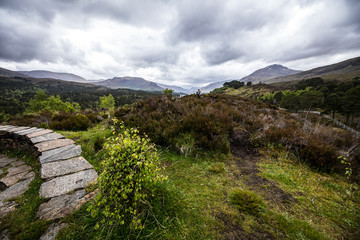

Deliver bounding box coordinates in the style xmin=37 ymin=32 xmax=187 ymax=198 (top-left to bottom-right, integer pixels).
xmin=264 ymin=56 xmax=360 ymax=84
xmin=0 ymin=67 xmax=30 ymax=78
xmin=94 ymin=76 xmax=163 ymax=92
xmin=156 ymin=83 xmax=188 ymax=93
xmin=18 ymin=70 xmax=87 ymax=82
xmin=197 ymin=81 xmax=228 ymax=93
xmin=241 ymin=64 xmax=302 ymax=84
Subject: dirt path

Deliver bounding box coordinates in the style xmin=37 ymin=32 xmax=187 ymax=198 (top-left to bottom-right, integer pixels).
xmin=230 ymin=146 xmax=295 ymax=209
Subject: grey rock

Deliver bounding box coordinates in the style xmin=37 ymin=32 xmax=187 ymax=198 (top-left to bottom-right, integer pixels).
xmin=1 ymin=171 xmax=34 ymax=187
xmin=10 ymin=160 xmax=25 ymax=167
xmin=0 ymin=157 xmax=17 ymax=168
xmin=39 ymin=169 xmax=97 ymax=198
xmin=15 ymin=127 xmax=43 ymax=136
xmin=0 ymin=176 xmax=34 ymax=201
xmin=37 ymin=189 xmax=87 ymax=220
xmin=0 ymin=125 xmax=16 ymax=131
xmin=0 ymin=229 xmax=10 ymax=240
xmin=6 ymin=165 xmax=31 ymax=177
xmin=0 ymin=169 xmax=3 ymax=175
xmin=39 ymin=222 xmax=68 ymax=240
xmin=35 ymin=139 xmax=74 ymax=152
xmin=26 ymin=129 xmax=53 ymax=138
xmin=7 ymin=126 xmax=30 ymax=133
xmin=30 ymin=132 xmax=65 ymax=144
xmin=41 ymin=157 xmax=93 ymax=179
xmin=1 ymin=171 xmax=29 ymax=187
xmin=0 ymin=201 xmax=17 ymax=218
xmin=39 ymin=145 xmax=82 ymax=164
xmin=39 ymin=144 xmax=76 ymax=160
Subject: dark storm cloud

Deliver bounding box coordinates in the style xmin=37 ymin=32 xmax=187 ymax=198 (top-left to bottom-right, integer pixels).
xmin=168 ymin=0 xmax=360 ymax=65
xmin=1 ymin=0 xmax=360 ymax=85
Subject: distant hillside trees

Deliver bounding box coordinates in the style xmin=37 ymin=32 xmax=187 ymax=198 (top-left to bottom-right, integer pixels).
xmin=223 ymin=80 xmax=245 ymax=89
xmin=258 ymin=77 xmax=360 ymax=125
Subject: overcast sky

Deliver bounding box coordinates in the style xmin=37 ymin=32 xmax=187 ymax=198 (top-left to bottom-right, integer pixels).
xmin=1 ymin=0 xmax=360 ymax=88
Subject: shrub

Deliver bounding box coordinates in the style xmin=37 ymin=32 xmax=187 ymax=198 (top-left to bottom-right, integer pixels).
xmin=228 ymin=188 xmax=265 ymax=215
xmin=89 ymin=124 xmax=166 ymax=230
xmin=118 ymin=95 xmax=243 ymax=154
xmin=299 ymin=139 xmax=338 ymax=171
xmin=50 ymin=112 xmax=90 ymax=131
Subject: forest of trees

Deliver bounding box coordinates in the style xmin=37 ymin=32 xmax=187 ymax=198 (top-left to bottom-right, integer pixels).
xmin=0 ymin=76 xmax=158 ymax=115
xmin=259 ymin=77 xmax=360 ymax=125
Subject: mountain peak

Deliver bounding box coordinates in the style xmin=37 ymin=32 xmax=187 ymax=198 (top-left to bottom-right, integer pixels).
xmin=241 ymin=64 xmax=301 ymax=83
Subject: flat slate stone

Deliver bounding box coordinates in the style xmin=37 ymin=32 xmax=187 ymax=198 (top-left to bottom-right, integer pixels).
xmin=39 ymin=169 xmax=97 ymax=198
xmin=37 ymin=189 xmax=87 ymax=220
xmin=0 ymin=201 xmax=17 ymax=218
xmin=26 ymin=129 xmax=53 ymax=138
xmin=0 ymin=176 xmax=34 ymax=201
xmin=0 ymin=229 xmax=10 ymax=240
xmin=39 ymin=145 xmax=82 ymax=164
xmin=35 ymin=139 xmax=75 ymax=152
xmin=7 ymin=126 xmax=30 ymax=133
xmin=6 ymin=165 xmax=31 ymax=177
xmin=11 ymin=160 xmax=25 ymax=167
xmin=30 ymin=132 xmax=65 ymax=144
xmin=1 ymin=171 xmax=28 ymax=187
xmin=41 ymin=157 xmax=93 ymax=179
xmin=0 ymin=157 xmax=17 ymax=168
xmin=15 ymin=127 xmax=43 ymax=136
xmin=1 ymin=171 xmax=34 ymax=187
xmin=0 ymin=125 xmax=16 ymax=131
xmin=39 ymin=222 xmax=68 ymax=240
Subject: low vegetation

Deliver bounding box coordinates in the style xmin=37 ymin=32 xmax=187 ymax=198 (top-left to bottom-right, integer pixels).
xmin=1 ymin=88 xmax=360 ymax=239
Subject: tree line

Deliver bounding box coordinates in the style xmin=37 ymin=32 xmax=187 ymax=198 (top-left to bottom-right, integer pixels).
xmin=258 ymin=77 xmax=360 ymax=125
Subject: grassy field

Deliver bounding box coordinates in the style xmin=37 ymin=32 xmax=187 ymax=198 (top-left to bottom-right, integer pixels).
xmin=55 ymin=125 xmax=360 ymax=239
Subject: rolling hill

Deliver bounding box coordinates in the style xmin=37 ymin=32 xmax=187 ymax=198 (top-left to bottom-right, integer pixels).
xmin=93 ymin=77 xmax=163 ymax=92
xmin=0 ymin=67 xmax=30 ymax=78
xmin=18 ymin=70 xmax=87 ymax=82
xmin=264 ymin=56 xmax=360 ymax=84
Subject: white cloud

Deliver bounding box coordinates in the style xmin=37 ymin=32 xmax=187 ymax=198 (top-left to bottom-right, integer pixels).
xmin=0 ymin=0 xmax=359 ymax=87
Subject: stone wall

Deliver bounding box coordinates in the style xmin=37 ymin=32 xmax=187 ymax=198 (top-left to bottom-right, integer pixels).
xmin=0 ymin=125 xmax=98 ymax=221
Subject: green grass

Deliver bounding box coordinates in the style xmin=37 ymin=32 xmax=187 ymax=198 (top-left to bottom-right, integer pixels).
xmin=52 ymin=126 xmax=360 ymax=239
xmin=258 ymin=146 xmax=360 ymax=239
xmin=3 ymin=123 xmax=357 ymax=239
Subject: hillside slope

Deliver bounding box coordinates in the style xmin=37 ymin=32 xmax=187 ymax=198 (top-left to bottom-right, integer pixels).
xmin=18 ymin=70 xmax=87 ymax=82
xmin=93 ymin=76 xmax=163 ymax=91
xmin=0 ymin=67 xmax=30 ymax=78
xmin=265 ymin=56 xmax=360 ymax=84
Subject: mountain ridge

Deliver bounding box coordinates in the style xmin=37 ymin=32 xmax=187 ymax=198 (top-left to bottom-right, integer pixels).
xmin=18 ymin=70 xmax=87 ymax=82
xmin=264 ymin=56 xmax=360 ymax=84
xmin=93 ymin=76 xmax=163 ymax=92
